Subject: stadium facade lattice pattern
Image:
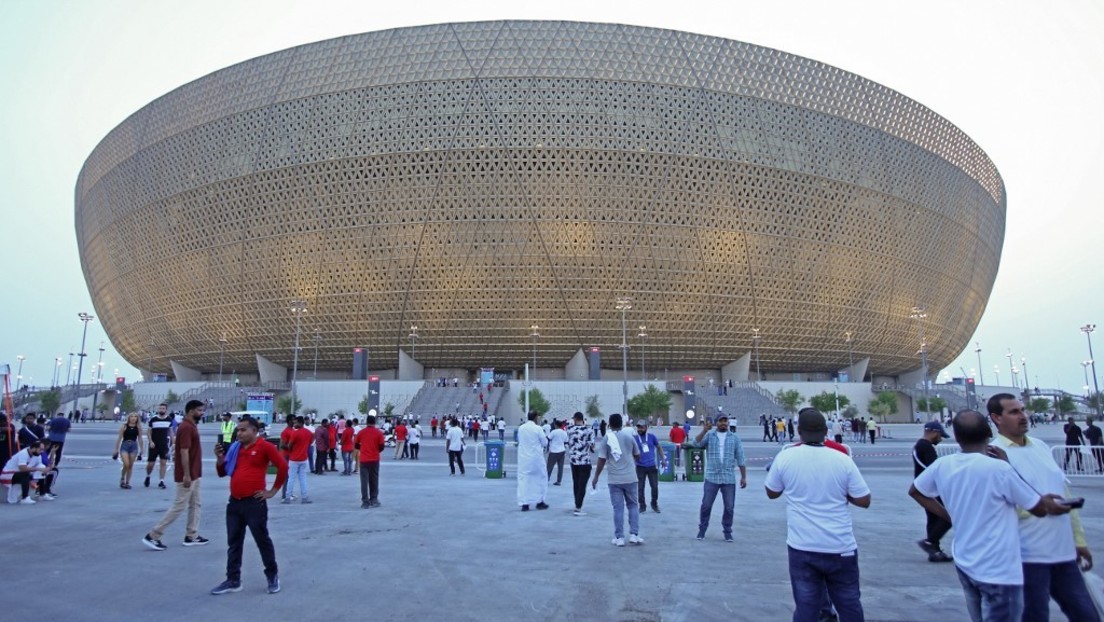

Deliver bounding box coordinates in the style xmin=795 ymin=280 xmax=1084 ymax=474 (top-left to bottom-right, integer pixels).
xmin=76 ymin=21 xmax=1005 ymax=378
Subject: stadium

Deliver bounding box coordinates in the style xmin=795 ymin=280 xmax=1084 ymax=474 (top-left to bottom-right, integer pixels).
xmin=75 ymin=20 xmax=1005 ymax=384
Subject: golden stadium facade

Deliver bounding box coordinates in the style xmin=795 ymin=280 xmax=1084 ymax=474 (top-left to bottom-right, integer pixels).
xmin=75 ymin=21 xmax=1005 ymax=379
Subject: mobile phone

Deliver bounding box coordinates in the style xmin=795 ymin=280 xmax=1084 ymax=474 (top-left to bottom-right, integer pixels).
xmin=1057 ymin=497 xmax=1085 ymax=509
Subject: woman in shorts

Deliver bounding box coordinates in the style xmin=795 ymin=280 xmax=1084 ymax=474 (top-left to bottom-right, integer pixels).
xmin=112 ymin=413 xmax=144 ymax=489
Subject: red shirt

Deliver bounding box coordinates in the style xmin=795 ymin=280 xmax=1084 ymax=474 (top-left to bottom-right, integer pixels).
xmin=328 ymin=425 xmax=338 ymax=446
xmin=173 ymin=418 xmax=202 ymax=482
xmin=394 ymin=424 xmax=408 ymax=441
xmin=217 ymin=438 xmax=287 ymax=500
xmin=340 ymin=427 xmax=354 ymax=452
xmin=669 ymin=427 xmax=687 ymax=444
xmin=355 ymin=427 xmax=386 ymax=462
xmin=279 ymin=426 xmax=293 ymax=456
xmin=287 ymin=427 xmax=314 ymax=462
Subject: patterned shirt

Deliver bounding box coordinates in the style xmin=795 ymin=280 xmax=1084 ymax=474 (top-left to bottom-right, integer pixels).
xmin=685 ymin=429 xmax=747 ymax=484
xmin=567 ymin=424 xmax=595 ymax=465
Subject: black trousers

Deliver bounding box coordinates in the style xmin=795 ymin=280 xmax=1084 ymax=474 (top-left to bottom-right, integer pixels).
xmin=448 ymin=450 xmax=465 ymax=474
xmin=546 ymin=451 xmax=565 ymax=483
xmin=359 ymin=461 xmax=380 ymax=503
xmin=328 ymin=449 xmax=337 ymax=471
xmin=409 ymin=443 xmax=419 ymax=459
xmin=11 ymin=471 xmax=32 ymax=498
xmin=925 ymin=506 xmax=952 ymax=548
xmin=636 ymin=466 xmax=659 ymax=506
xmin=570 ymin=464 xmax=592 ymax=510
xmin=225 ymin=496 xmax=277 ymax=582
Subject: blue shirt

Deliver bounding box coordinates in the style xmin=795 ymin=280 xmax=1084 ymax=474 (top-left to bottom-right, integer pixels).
xmin=47 ymin=417 xmax=70 ymax=443
xmin=685 ymin=430 xmax=747 ymax=484
xmin=633 ymin=432 xmax=660 ymax=468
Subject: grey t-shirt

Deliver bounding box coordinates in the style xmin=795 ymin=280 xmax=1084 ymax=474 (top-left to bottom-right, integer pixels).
xmin=597 ymin=428 xmax=639 ymax=484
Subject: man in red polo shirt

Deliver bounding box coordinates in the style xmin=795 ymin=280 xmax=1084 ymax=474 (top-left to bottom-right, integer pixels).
xmin=670 ymin=421 xmax=687 ymax=468
xmin=355 ymin=415 xmax=386 ymax=508
xmin=393 ymin=420 xmax=408 ymax=460
xmin=211 ymin=416 xmax=288 ymax=596
xmin=340 ymin=421 xmax=355 ymax=475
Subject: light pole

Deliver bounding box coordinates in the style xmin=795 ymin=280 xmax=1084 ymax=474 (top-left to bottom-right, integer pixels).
xmin=975 ymin=343 xmax=985 ymax=385
xmin=993 ymin=365 xmax=1000 ymax=386
xmin=1006 ymin=349 xmax=1016 ymax=390
xmin=72 ymin=312 xmax=95 ymax=415
xmin=312 ymin=331 xmax=322 ymax=379
xmin=616 ymin=297 xmax=632 ymax=416
xmin=1021 ymin=356 xmax=1030 ymax=393
xmin=408 ymin=325 xmax=419 ymax=362
xmin=529 ymin=324 xmax=539 ymax=382
xmin=91 ymin=342 xmax=105 ymax=417
xmin=218 ymin=333 xmax=228 ymax=383
xmin=52 ymin=357 xmax=61 ymax=389
xmin=66 ymin=351 xmax=75 ymax=386
xmin=638 ymin=325 xmax=647 ymax=381
xmin=1081 ymin=324 xmax=1101 ymax=416
xmin=289 ymin=299 xmax=307 ymax=415
xmin=15 ymin=355 xmax=24 ymax=389
xmin=1083 ymin=361 xmax=1093 ymax=398
xmin=751 ymin=328 xmax=762 ymax=381
xmin=844 ymin=331 xmax=854 ymax=381
xmin=910 ymin=306 xmax=929 ymax=417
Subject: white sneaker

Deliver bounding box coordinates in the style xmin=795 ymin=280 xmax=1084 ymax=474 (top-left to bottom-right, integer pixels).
xmin=19 ymin=497 xmax=36 ymax=505
xmin=629 ymin=534 xmax=644 ymax=545
xmin=573 ymin=509 xmax=586 ymax=516
xmin=40 ymin=494 xmax=56 ymax=501
xmin=611 ymin=537 xmax=625 ymax=547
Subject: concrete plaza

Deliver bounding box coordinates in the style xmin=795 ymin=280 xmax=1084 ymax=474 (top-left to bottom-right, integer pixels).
xmin=3 ymin=423 xmax=1100 ymax=621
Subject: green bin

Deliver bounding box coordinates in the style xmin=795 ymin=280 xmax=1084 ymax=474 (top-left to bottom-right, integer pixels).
xmin=684 ymin=446 xmax=706 ymax=482
xmin=658 ymin=442 xmax=676 ymax=482
xmin=484 ymin=440 xmax=505 ymax=479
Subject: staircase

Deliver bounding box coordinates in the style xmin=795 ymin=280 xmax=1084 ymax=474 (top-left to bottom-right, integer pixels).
xmin=405 ymin=382 xmax=505 ymax=421
xmin=695 ymin=382 xmax=789 ymax=427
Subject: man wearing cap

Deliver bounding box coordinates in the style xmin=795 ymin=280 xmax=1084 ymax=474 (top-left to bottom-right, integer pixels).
xmin=684 ymin=415 xmax=746 ymax=542
xmin=633 ymin=420 xmax=665 ymax=513
xmin=765 ymin=408 xmax=871 ymax=621
xmin=914 ymin=421 xmax=953 ymax=562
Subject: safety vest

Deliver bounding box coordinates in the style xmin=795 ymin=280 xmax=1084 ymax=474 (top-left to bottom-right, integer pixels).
xmin=221 ymin=420 xmax=236 ymax=443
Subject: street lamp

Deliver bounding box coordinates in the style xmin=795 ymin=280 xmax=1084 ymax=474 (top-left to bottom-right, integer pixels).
xmin=910 ymin=306 xmax=929 ymax=416
xmin=408 ymin=325 xmax=419 ymax=361
xmin=529 ymin=324 xmax=540 ymax=382
xmin=72 ymin=312 xmax=95 ymax=415
xmin=289 ymin=299 xmax=307 ymax=415
xmin=751 ymin=328 xmax=762 ymax=381
xmin=96 ymin=342 xmax=105 ymax=383
xmin=1083 ymin=361 xmax=1093 ymax=398
xmin=844 ymin=331 xmax=854 ymax=381
xmin=616 ymin=297 xmax=633 ymax=416
xmin=638 ymin=325 xmax=647 ymax=381
xmin=1005 ymin=349 xmax=1016 ymax=390
xmin=52 ymin=357 xmax=61 ymax=389
xmin=218 ymin=333 xmax=228 ymax=383
xmin=1020 ymin=356 xmax=1030 ymax=392
xmin=15 ymin=355 xmax=24 ymax=389
xmin=1081 ymin=324 xmax=1101 ymax=416
xmin=993 ymin=364 xmax=1001 ymax=386
xmin=975 ymin=343 xmax=985 ymax=385
xmin=312 ymin=331 xmax=323 ymax=379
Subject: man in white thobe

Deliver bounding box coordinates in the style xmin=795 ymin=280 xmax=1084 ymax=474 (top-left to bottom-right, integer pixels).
xmin=517 ymin=410 xmax=549 ymax=511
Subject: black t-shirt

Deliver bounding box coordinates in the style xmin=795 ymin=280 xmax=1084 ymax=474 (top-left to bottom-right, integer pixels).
xmin=1065 ymin=423 xmax=1085 ymax=445
xmin=149 ymin=415 xmax=173 ymax=446
xmin=18 ymin=424 xmax=45 ymax=448
xmin=1086 ymin=424 xmax=1104 ymax=446
xmin=913 ymin=437 xmax=938 ymax=477
xmin=0 ymin=424 xmax=16 ymax=466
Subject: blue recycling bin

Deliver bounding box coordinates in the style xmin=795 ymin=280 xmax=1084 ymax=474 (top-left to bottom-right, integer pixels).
xmin=484 ymin=440 xmax=505 ymax=479
xmin=658 ymin=442 xmax=676 ymax=482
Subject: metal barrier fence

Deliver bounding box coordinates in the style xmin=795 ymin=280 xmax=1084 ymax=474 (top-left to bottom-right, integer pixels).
xmin=930 ymin=443 xmax=1104 ymax=476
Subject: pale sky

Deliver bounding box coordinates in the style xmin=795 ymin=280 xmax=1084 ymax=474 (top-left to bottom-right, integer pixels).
xmin=2 ymin=0 xmax=1102 ymax=394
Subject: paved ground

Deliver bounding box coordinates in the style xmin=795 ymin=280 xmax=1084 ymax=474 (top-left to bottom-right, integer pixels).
xmin=3 ymin=423 xmax=1099 ymax=621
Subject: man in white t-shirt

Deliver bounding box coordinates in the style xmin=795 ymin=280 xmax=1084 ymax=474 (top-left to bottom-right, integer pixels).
xmin=910 ymin=409 xmax=1064 ymax=622
xmin=986 ymin=394 xmax=1099 ymax=621
xmin=4 ymin=440 xmax=50 ymax=504
xmin=764 ymin=408 xmax=870 ymax=621
xmin=546 ymin=421 xmax=569 ymax=486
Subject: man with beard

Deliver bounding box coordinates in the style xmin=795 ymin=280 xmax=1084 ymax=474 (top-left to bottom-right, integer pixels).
xmin=516 ymin=410 xmax=549 ymax=511
xmin=913 ymin=421 xmax=953 ymax=562
xmin=144 ymin=403 xmax=175 ymax=489
xmin=142 ymin=400 xmax=208 ymax=550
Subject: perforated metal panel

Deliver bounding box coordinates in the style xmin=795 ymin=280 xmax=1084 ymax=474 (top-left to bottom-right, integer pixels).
xmin=75 ymin=20 xmax=1005 ymax=377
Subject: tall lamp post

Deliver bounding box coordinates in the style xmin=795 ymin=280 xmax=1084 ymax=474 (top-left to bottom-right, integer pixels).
xmin=638 ymin=325 xmax=647 ymax=381
xmin=1005 ymin=349 xmax=1017 ymax=390
xmin=408 ymin=325 xmax=419 ymax=362
xmin=52 ymin=357 xmax=61 ymax=389
xmin=1083 ymin=361 xmax=1093 ymax=398
xmin=910 ymin=306 xmax=929 ymax=417
xmin=751 ymin=328 xmax=762 ymax=381
xmin=289 ymin=299 xmax=307 ymax=415
xmin=91 ymin=342 xmax=106 ymax=417
xmin=1020 ymin=356 xmax=1031 ymax=393
xmin=218 ymin=333 xmax=228 ymax=383
xmin=312 ymin=331 xmax=323 ymax=379
xmin=975 ymin=343 xmax=985 ymax=385
xmin=616 ymin=297 xmax=633 ymax=416
xmin=993 ymin=365 xmax=1000 ymax=386
xmin=844 ymin=331 xmax=854 ymax=381
xmin=1082 ymin=324 xmax=1101 ymax=416
xmin=529 ymin=325 xmax=540 ymax=382
xmin=15 ymin=355 xmax=24 ymax=389
xmin=72 ymin=312 xmax=95 ymax=415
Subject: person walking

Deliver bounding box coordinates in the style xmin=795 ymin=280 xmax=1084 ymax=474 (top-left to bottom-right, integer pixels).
xmin=684 ymin=415 xmax=746 ymax=542
xmin=669 ymin=421 xmax=686 ymax=468
xmin=546 ymin=420 xmax=568 ymax=486
xmin=517 ymin=411 xmax=549 ymax=510
xmin=112 ymin=413 xmax=144 ymax=489
xmin=355 ymin=415 xmax=385 ymax=508
xmin=282 ymin=416 xmax=312 ymax=504
xmin=211 ymin=416 xmax=288 ymax=595
xmin=340 ymin=421 xmax=355 ymax=474
xmin=566 ymin=412 xmax=595 ymax=516
xmin=591 ymin=413 xmax=642 ymax=546
xmin=1085 ymin=417 xmax=1104 ymax=473
xmin=764 ymin=408 xmax=871 ymax=620
xmin=408 ymin=423 xmax=421 ymax=460
xmin=144 ymin=403 xmax=174 ymax=489
xmin=633 ymin=420 xmax=664 ymax=513
xmin=913 ymin=421 xmax=953 ymax=562
xmin=313 ymin=420 xmax=332 ymax=475
xmin=445 ymin=418 xmax=466 ymax=476
xmin=393 ymin=420 xmax=408 ymax=460
xmin=142 ymin=400 xmax=208 ymax=551
xmin=1063 ymin=416 xmax=1086 ymax=472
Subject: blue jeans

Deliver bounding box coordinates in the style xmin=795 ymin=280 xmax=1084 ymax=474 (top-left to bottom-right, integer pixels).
xmin=607 ymin=482 xmax=640 ymax=539
xmin=341 ymin=451 xmax=352 ymax=474
xmin=955 ymin=567 xmax=1023 ymax=622
xmin=787 ymin=546 xmax=864 ymax=622
xmin=286 ymin=461 xmax=309 ymax=498
xmin=699 ymin=481 xmax=735 ymax=537
xmin=1022 ymin=561 xmax=1100 ymax=622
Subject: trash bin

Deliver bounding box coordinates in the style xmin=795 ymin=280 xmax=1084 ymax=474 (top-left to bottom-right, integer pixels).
xmin=684 ymin=446 xmax=706 ymax=482
xmin=658 ymin=442 xmax=676 ymax=482
xmin=484 ymin=440 xmax=505 ymax=479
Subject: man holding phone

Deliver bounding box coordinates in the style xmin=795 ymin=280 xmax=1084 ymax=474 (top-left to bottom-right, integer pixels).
xmin=987 ymin=393 xmax=1100 ymax=621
